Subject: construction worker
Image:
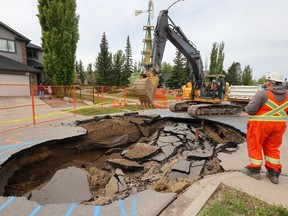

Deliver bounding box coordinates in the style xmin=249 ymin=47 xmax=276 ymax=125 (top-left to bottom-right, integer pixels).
xmin=242 ymin=71 xmax=288 ymax=184
xmin=210 ymin=79 xmax=217 ymax=91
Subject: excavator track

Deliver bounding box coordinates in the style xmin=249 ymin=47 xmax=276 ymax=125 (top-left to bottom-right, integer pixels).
xmin=187 ymin=104 xmax=242 ymax=117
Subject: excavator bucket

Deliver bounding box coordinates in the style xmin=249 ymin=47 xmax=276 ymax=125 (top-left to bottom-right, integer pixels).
xmin=134 ymin=76 xmax=159 ymax=107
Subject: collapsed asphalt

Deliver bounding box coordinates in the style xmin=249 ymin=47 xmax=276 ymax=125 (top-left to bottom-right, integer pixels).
xmin=0 ymin=114 xmax=245 ymax=206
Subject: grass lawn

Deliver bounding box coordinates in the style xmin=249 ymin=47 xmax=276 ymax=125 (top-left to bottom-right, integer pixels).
xmin=198 ymin=184 xmax=288 ymax=216
xmin=72 ymin=105 xmax=149 ymax=116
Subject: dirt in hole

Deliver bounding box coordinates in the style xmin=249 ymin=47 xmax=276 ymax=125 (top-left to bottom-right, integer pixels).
xmin=2 ymin=114 xmax=245 ymax=205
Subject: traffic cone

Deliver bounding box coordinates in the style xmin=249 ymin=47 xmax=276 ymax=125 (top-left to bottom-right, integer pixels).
xmin=113 ymin=100 xmax=117 ymax=108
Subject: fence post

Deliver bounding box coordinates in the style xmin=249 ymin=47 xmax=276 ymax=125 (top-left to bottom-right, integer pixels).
xmin=101 ymin=86 xmax=104 ymax=110
xmin=30 ymin=84 xmax=36 ymax=126
xmin=124 ymin=87 xmax=127 ymax=107
xmin=164 ymin=89 xmax=167 ymax=108
xmin=73 ymin=85 xmax=76 ymax=117
xmin=93 ymin=87 xmax=95 ymax=104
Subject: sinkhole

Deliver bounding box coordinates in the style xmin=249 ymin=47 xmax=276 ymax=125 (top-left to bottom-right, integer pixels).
xmin=0 ymin=114 xmax=245 ymax=206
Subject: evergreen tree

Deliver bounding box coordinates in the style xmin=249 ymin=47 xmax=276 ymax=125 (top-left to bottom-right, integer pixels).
xmin=242 ymin=65 xmax=253 ymax=85
xmin=75 ymin=60 xmax=85 ymax=85
xmin=165 ymin=49 xmax=185 ymax=88
xmin=94 ymin=32 xmax=113 ymax=86
xmin=38 ymin=0 xmax=79 ymax=85
xmin=85 ymin=63 xmax=95 ymax=85
xmin=112 ymin=50 xmax=125 ymax=86
xmin=209 ymin=42 xmax=225 ymax=74
xmin=121 ymin=36 xmax=134 ymax=86
xmin=129 ymin=62 xmax=141 ymax=88
xmin=226 ymin=62 xmax=242 ymax=85
xmin=158 ymin=62 xmax=173 ymax=87
xmin=182 ymin=60 xmax=193 ymax=85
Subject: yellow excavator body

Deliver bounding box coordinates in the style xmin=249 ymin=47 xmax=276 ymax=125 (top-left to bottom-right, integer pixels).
xmin=134 ymin=9 xmax=242 ymax=117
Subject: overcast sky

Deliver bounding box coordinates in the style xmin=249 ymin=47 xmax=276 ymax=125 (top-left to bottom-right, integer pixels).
xmin=1 ymin=0 xmax=288 ymax=80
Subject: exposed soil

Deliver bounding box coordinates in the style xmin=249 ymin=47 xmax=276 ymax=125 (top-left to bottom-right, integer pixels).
xmin=41 ymin=96 xmax=85 ymax=108
xmin=1 ymin=114 xmax=245 ymax=206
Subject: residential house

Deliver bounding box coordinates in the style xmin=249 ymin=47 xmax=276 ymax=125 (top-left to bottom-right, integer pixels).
xmin=0 ymin=21 xmax=44 ymax=96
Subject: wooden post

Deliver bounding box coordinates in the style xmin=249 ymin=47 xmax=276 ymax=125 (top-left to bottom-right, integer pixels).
xmin=73 ymin=85 xmax=76 ymax=116
xmin=31 ymin=84 xmax=36 ymax=126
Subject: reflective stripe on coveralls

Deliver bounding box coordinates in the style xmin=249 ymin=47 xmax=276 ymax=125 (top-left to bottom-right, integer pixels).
xmin=249 ymin=100 xmax=288 ymax=122
xmin=247 ymin=91 xmax=288 ymax=171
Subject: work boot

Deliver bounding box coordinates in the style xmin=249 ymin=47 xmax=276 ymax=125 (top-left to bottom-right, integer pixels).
xmin=266 ymin=169 xmax=281 ymax=184
xmin=241 ymin=167 xmax=261 ymax=180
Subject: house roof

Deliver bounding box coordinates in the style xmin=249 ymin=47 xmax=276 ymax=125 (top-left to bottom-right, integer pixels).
xmin=27 ymin=43 xmax=42 ymax=50
xmin=27 ymin=59 xmax=43 ymax=69
xmin=0 ymin=21 xmax=30 ymax=44
xmin=0 ymin=55 xmax=42 ymax=73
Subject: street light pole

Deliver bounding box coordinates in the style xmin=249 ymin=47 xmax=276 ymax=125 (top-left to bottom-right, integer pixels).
xmin=167 ymin=0 xmax=185 ymax=10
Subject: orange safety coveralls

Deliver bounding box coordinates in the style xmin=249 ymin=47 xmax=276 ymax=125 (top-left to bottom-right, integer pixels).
xmin=247 ymin=91 xmax=288 ymax=171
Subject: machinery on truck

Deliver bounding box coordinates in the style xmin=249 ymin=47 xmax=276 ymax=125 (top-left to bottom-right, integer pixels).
xmin=134 ymin=9 xmax=242 ymax=117
xmin=228 ymin=85 xmax=262 ymax=110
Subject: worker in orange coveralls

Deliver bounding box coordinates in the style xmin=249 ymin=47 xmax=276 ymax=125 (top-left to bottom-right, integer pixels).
xmin=242 ymin=71 xmax=288 ymax=184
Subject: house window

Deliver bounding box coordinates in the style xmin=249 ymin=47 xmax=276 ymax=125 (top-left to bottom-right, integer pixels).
xmin=0 ymin=39 xmax=16 ymax=53
xmin=27 ymin=50 xmax=38 ymax=59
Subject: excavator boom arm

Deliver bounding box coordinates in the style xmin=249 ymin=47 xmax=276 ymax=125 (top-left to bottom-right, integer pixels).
xmin=151 ymin=10 xmax=204 ymax=88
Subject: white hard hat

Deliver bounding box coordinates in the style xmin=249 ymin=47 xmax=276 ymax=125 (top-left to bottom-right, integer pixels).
xmin=265 ymin=71 xmax=284 ymax=83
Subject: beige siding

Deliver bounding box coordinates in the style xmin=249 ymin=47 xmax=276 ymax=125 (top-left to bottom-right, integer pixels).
xmin=0 ymin=25 xmax=26 ymax=64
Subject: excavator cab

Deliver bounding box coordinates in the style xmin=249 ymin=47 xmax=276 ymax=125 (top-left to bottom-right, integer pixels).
xmin=199 ymin=75 xmax=226 ymax=101
xmin=182 ymin=75 xmax=227 ymax=102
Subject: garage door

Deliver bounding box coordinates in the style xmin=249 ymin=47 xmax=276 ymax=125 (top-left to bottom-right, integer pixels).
xmin=0 ymin=74 xmax=30 ymax=96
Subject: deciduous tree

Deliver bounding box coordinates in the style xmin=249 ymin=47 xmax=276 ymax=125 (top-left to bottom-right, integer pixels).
xmin=38 ymin=0 xmax=79 ymax=85
xmin=209 ymin=42 xmax=225 ymax=74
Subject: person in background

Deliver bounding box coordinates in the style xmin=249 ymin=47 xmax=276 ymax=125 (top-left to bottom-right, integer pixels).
xmin=46 ymin=84 xmax=52 ymax=99
xmin=241 ymin=71 xmax=288 ymax=184
xmin=38 ymin=83 xmax=45 ymax=99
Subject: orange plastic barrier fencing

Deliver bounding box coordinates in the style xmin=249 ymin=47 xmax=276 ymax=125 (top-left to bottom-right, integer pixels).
xmin=0 ymin=84 xmax=178 ymax=134
xmin=0 ymin=84 xmax=132 ymax=134
xmin=154 ymin=88 xmax=167 ymax=108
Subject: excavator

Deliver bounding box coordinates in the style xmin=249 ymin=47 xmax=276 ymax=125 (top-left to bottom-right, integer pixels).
xmin=134 ymin=9 xmax=242 ymax=117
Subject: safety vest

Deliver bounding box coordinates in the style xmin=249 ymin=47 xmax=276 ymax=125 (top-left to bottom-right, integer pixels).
xmin=249 ymin=90 xmax=288 ymax=122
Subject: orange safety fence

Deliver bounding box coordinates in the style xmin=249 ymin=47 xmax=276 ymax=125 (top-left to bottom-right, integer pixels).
xmin=0 ymin=84 xmax=181 ymax=134
xmin=154 ymin=88 xmax=167 ymax=108
xmin=0 ymin=84 xmax=136 ymax=134
xmin=0 ymin=84 xmax=79 ymax=135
